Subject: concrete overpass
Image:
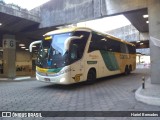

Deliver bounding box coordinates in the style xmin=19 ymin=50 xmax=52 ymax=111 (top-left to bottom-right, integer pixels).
xmin=34 ymin=0 xmax=147 ymax=28
xmin=0 ymin=2 xmax=40 ymax=78
xmin=0 ymin=0 xmax=149 ymax=48
xmin=0 ymin=3 xmax=41 ymax=46
xmin=32 ymin=0 xmax=149 ymax=49
xmin=0 ymin=3 xmax=40 ymax=32
xmin=0 ymin=0 xmax=160 ymax=84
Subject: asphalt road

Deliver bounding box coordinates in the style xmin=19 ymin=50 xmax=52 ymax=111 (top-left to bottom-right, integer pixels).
xmin=0 ymin=68 xmax=160 ymax=120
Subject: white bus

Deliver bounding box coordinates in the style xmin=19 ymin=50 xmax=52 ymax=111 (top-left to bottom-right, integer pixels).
xmin=30 ymin=27 xmax=136 ymax=84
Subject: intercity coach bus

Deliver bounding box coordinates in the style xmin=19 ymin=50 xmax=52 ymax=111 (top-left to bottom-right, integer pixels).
xmin=30 ymin=27 xmax=136 ymax=84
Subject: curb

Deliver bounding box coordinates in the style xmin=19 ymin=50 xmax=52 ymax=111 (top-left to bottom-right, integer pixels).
xmin=14 ymin=76 xmax=31 ymax=80
xmin=0 ymin=76 xmax=35 ymax=82
xmin=135 ymin=87 xmax=160 ymax=106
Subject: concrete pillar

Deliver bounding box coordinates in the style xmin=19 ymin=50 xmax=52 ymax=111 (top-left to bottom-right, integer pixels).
xmin=139 ymin=55 xmax=141 ymax=64
xmin=148 ymin=0 xmax=160 ymax=84
xmin=140 ymin=32 xmax=149 ymax=41
xmin=2 ymin=35 xmax=16 ymax=78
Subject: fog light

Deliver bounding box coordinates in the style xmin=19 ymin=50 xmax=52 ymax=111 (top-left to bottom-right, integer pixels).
xmin=60 ymin=78 xmax=65 ymax=83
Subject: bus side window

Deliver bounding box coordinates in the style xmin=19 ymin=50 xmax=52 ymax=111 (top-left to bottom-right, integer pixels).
xmin=120 ymin=43 xmax=129 ymax=53
xmin=72 ymin=31 xmax=90 ymax=58
xmin=88 ymin=32 xmax=107 ymax=52
xmin=70 ymin=44 xmax=78 ymax=60
xmin=127 ymin=45 xmax=136 ymax=54
xmin=88 ymin=32 xmax=122 ymax=53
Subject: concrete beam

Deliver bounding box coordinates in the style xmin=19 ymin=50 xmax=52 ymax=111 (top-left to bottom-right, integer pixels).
xmin=105 ymin=0 xmax=147 ymax=16
xmin=38 ymin=0 xmax=94 ymax=28
xmin=0 ymin=4 xmax=40 ymax=22
xmin=35 ymin=0 xmax=147 ymax=28
xmin=140 ymin=32 xmax=149 ymax=41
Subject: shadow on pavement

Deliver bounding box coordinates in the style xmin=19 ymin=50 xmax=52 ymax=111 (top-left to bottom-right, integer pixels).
xmin=36 ymin=73 xmax=129 ymax=90
xmin=36 ymin=68 xmax=150 ymax=90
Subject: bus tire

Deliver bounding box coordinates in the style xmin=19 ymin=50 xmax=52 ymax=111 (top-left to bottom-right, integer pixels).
xmin=124 ymin=66 xmax=130 ymax=75
xmin=86 ymin=69 xmax=96 ymax=84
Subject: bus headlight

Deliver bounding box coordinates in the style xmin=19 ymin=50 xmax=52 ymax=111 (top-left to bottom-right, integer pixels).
xmin=54 ymin=71 xmax=65 ymax=76
xmin=54 ymin=68 xmax=71 ymax=76
xmin=60 ymin=78 xmax=66 ymax=83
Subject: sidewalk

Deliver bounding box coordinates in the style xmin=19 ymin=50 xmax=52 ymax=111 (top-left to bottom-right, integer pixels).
xmin=135 ymin=78 xmax=160 ymax=106
xmin=136 ymin=63 xmax=150 ymax=69
xmin=0 ymin=76 xmax=35 ymax=81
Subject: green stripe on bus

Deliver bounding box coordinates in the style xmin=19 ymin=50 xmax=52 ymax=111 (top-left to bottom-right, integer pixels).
xmin=100 ymin=50 xmax=119 ymax=71
xmin=47 ymin=68 xmax=62 ymax=73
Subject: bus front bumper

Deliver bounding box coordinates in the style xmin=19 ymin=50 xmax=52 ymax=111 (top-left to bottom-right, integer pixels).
xmin=36 ymin=72 xmax=71 ymax=85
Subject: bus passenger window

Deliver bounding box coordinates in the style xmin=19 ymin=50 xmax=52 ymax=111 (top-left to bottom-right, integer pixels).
xmin=70 ymin=44 xmax=78 ymax=60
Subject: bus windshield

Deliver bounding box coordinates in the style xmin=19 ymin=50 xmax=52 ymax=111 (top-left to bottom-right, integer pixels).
xmin=36 ymin=32 xmax=72 ymax=68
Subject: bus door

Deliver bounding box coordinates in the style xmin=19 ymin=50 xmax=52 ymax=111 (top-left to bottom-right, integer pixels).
xmin=70 ymin=43 xmax=84 ymax=83
xmin=69 ymin=30 xmax=90 ymax=83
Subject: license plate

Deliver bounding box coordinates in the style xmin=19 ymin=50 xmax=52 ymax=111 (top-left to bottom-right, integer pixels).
xmin=44 ymin=78 xmax=50 ymax=82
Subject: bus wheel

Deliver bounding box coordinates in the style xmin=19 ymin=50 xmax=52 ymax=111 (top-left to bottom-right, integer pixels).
xmin=124 ymin=66 xmax=130 ymax=75
xmin=86 ymin=69 xmax=96 ymax=84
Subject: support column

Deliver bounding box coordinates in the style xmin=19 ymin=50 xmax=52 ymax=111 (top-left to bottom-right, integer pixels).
xmin=139 ymin=55 xmax=141 ymax=64
xmin=148 ymin=0 xmax=160 ymax=84
xmin=2 ymin=35 xmax=16 ymax=78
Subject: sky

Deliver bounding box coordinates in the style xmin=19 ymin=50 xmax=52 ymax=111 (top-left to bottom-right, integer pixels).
xmin=4 ymin=0 xmax=50 ymax=10
xmin=77 ymin=15 xmax=131 ymax=32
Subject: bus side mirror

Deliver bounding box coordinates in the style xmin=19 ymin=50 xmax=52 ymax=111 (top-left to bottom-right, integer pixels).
xmin=29 ymin=40 xmax=42 ymax=52
xmin=64 ymin=36 xmax=82 ymax=51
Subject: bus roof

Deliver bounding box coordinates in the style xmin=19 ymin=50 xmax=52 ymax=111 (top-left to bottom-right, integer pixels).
xmin=44 ymin=27 xmax=81 ymax=35
xmin=44 ymin=27 xmax=135 ymax=46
